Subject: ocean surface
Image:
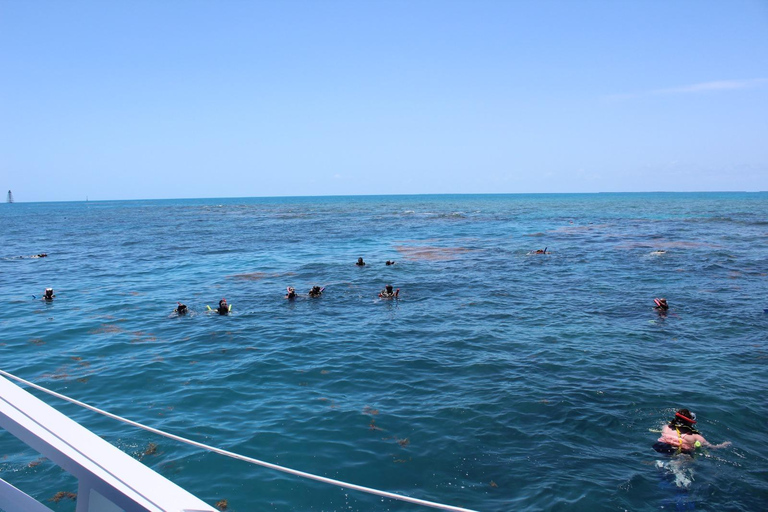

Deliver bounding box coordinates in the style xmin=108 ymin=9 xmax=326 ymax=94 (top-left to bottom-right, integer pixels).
xmin=1 ymin=193 xmax=767 ymax=512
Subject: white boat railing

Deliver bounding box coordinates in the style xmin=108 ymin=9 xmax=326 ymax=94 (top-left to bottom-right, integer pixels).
xmin=0 ymin=370 xmax=477 ymax=512
xmin=0 ymin=374 xmax=216 ymax=512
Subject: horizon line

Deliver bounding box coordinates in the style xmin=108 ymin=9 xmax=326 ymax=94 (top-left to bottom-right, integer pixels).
xmin=4 ymin=190 xmax=766 ymax=204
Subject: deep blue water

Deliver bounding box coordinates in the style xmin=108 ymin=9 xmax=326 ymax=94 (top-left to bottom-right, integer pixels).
xmin=1 ymin=193 xmax=767 ymax=512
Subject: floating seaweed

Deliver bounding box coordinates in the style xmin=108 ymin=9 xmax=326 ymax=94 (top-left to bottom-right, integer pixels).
xmin=215 ymin=499 xmax=228 ymax=510
xmin=41 ymin=366 xmax=72 ymax=381
xmin=131 ymin=331 xmax=157 ymax=343
xmin=317 ymin=397 xmax=337 ymax=409
xmin=139 ymin=442 xmax=158 ymax=460
xmin=394 ymin=245 xmax=474 ymax=261
xmin=89 ymin=324 xmax=124 ymax=335
xmin=229 ymin=271 xmax=295 ymax=281
xmin=50 ymin=491 xmax=77 ymax=503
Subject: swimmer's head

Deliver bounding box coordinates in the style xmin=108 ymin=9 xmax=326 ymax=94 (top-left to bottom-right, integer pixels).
xmin=44 ymin=288 xmax=54 ymax=298
xmin=675 ymin=409 xmax=696 ymax=424
xmin=385 ymin=284 xmax=393 ymax=293
xmin=219 ymin=298 xmax=227 ymax=307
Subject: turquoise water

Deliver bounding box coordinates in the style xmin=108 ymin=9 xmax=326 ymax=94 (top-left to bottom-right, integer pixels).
xmin=1 ymin=193 xmax=767 ymax=511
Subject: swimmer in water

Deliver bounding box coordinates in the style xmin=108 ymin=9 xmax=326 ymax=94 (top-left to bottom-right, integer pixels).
xmin=534 ymin=247 xmax=548 ymax=254
xmin=653 ymin=408 xmax=731 ymax=455
xmin=654 ymin=298 xmax=669 ymax=311
xmin=174 ymin=302 xmax=188 ymax=315
xmin=356 ymin=257 xmax=366 ymax=266
xmin=31 ymin=253 xmax=48 ymax=258
xmin=43 ymin=288 xmax=55 ymax=301
xmin=217 ymin=298 xmax=229 ymax=315
xmin=385 ymin=260 xmax=396 ymax=266
xmin=285 ymin=287 xmax=297 ymax=300
xmin=308 ymin=286 xmax=323 ymax=298
xmin=379 ymin=284 xmax=399 ymax=299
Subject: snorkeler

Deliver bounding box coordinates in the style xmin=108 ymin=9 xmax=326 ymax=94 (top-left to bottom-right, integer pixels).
xmin=534 ymin=247 xmax=548 ymax=254
xmin=285 ymin=287 xmax=297 ymax=300
xmin=356 ymin=257 xmax=366 ymax=266
xmin=174 ymin=302 xmax=188 ymax=315
xmin=217 ymin=298 xmax=229 ymax=315
xmin=308 ymin=286 xmax=324 ymax=298
xmin=654 ymin=298 xmax=669 ymax=311
xmin=653 ymin=409 xmax=731 ymax=455
xmin=379 ymin=284 xmax=399 ymax=299
xmin=43 ymin=288 xmax=55 ymax=301
xmin=385 ymin=260 xmax=396 ymax=266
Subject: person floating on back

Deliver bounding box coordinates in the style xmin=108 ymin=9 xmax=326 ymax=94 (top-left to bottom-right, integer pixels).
xmin=356 ymin=257 xmax=366 ymax=266
xmin=308 ymin=286 xmax=324 ymax=298
xmin=217 ymin=298 xmax=230 ymax=315
xmin=174 ymin=302 xmax=188 ymax=315
xmin=653 ymin=408 xmax=731 ymax=455
xmin=654 ymin=298 xmax=669 ymax=311
xmin=43 ymin=288 xmax=55 ymax=301
xmin=285 ymin=287 xmax=297 ymax=300
xmin=379 ymin=284 xmax=399 ymax=299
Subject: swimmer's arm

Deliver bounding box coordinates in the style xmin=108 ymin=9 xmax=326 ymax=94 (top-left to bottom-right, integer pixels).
xmin=692 ymin=434 xmax=731 ymax=449
xmin=704 ymin=438 xmax=732 ymax=449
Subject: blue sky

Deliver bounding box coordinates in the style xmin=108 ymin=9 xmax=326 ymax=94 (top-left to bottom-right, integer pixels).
xmin=1 ymin=0 xmax=767 ymax=201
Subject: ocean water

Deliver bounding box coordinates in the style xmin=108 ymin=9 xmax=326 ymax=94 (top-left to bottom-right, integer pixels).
xmin=1 ymin=193 xmax=767 ymax=512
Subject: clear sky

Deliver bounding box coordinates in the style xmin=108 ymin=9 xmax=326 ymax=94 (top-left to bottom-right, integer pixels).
xmin=1 ymin=0 xmax=767 ymax=202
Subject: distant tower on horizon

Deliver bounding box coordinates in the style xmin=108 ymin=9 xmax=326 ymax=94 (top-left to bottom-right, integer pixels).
xmin=6 ymin=190 xmax=13 ymax=203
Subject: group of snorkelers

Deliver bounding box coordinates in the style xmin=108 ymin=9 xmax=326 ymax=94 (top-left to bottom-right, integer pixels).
xmin=169 ymin=256 xmax=400 ymax=315
xmin=287 ymin=257 xmax=400 ymax=301
xmin=285 ymin=285 xmax=325 ymax=300
xmin=35 ymin=273 xmax=730 ymax=460
xmin=355 ymin=257 xmax=396 ymax=266
xmin=356 ymin=257 xmax=399 ymax=299
xmin=172 ymin=298 xmax=230 ymax=315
